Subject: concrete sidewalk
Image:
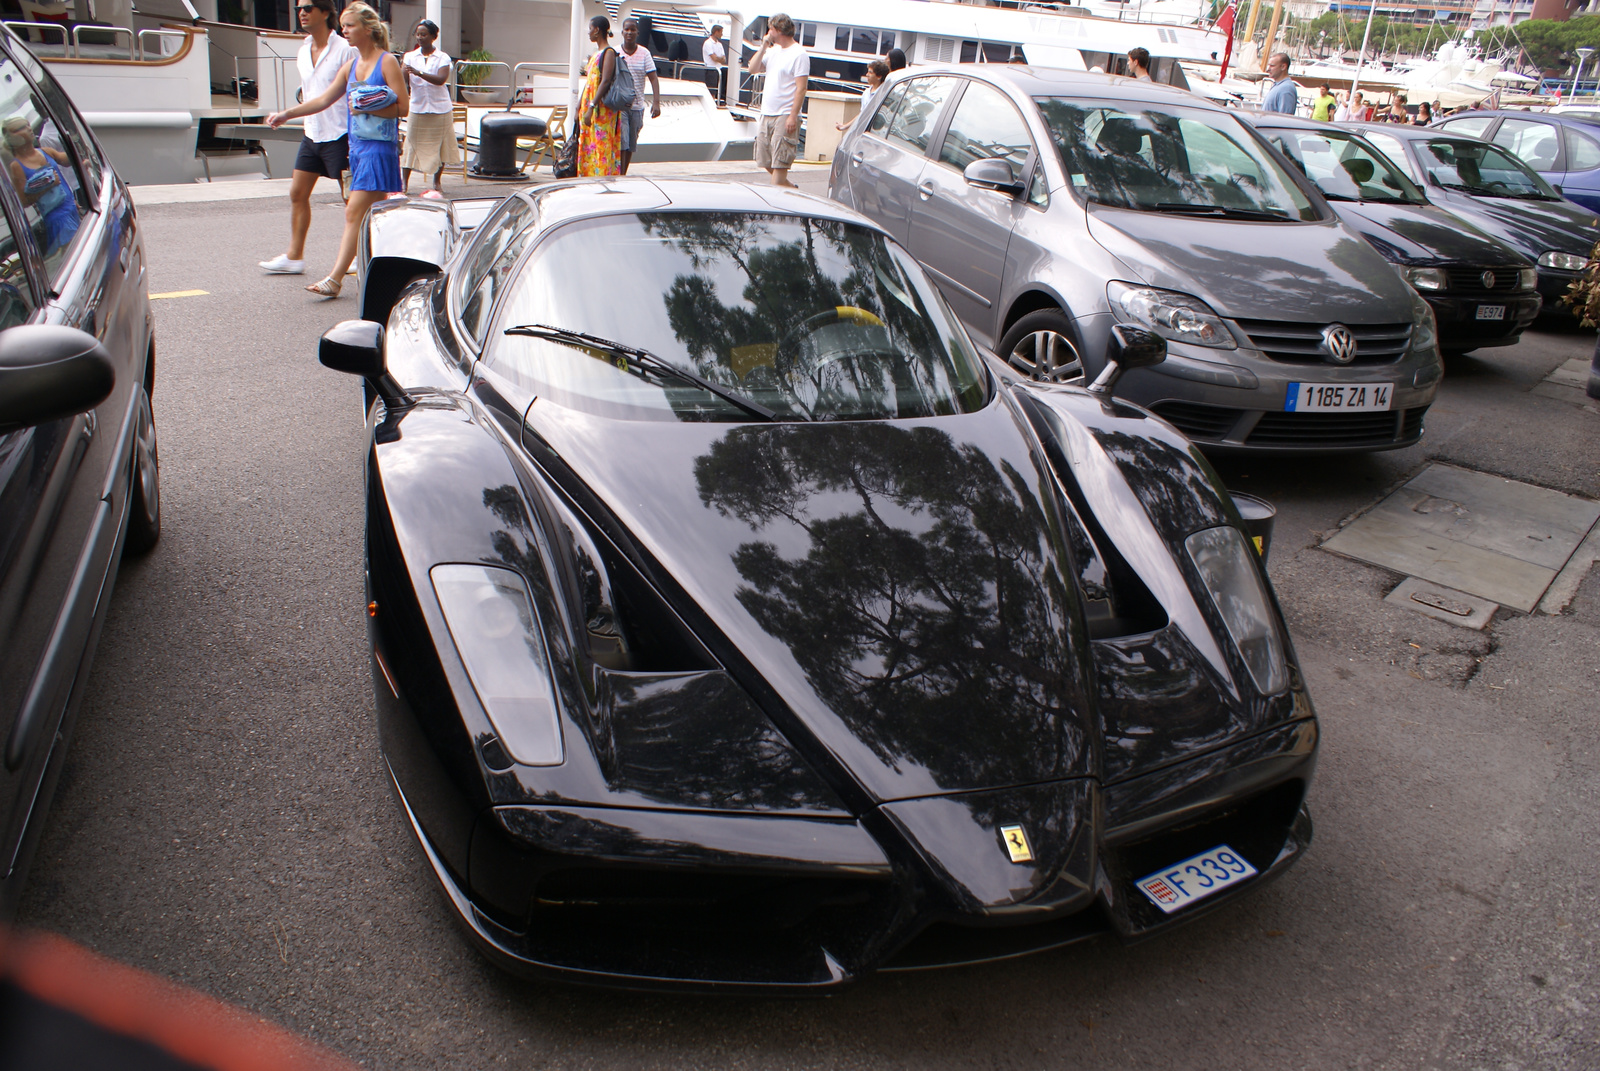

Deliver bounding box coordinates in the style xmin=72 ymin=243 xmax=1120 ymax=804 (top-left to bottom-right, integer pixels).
xmin=129 ymin=157 xmax=834 ymax=207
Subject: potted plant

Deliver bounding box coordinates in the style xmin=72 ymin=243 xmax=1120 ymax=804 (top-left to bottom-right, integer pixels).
xmin=458 ymin=48 xmax=500 ymax=105
xmin=1561 ymin=240 xmax=1600 ymax=399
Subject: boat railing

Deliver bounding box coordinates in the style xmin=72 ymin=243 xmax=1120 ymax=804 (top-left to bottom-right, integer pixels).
xmin=3 ymin=21 xmax=70 ymax=57
xmin=206 ymin=35 xmax=297 ymax=120
xmin=510 ymin=60 xmax=569 ymax=105
xmin=71 ymin=23 xmax=133 ymax=60
xmin=138 ymin=28 xmax=189 ymax=61
xmin=457 ymin=59 xmax=513 ymax=104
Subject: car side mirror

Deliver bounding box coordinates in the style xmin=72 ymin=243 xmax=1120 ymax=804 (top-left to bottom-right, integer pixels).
xmin=319 ymin=319 xmax=413 ymax=412
xmin=1087 ymin=324 xmax=1165 ymax=397
xmin=964 ymin=158 xmax=1024 ymax=196
xmin=0 ymin=325 xmax=115 ymax=435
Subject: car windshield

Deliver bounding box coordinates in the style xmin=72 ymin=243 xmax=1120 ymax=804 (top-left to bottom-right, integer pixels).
xmin=490 ymin=212 xmax=988 ymax=422
xmin=1265 ymin=128 xmax=1425 ymax=204
xmin=1419 ymin=139 xmax=1561 ymax=200
xmin=1034 ymin=98 xmax=1319 ymax=220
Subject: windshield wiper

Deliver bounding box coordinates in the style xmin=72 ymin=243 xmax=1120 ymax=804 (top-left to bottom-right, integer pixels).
xmin=1152 ymin=203 xmax=1289 ymax=221
xmin=504 ymin=323 xmax=780 ymax=421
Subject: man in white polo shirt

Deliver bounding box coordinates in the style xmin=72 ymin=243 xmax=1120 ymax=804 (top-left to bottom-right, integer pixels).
xmin=259 ymin=0 xmax=354 ymax=275
xmin=748 ymin=12 xmax=809 ymax=188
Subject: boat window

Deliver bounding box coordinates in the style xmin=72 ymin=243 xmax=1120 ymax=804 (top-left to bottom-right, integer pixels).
xmin=0 ymin=56 xmax=89 ymax=284
xmin=1566 ymin=126 xmax=1600 ymax=172
xmin=1362 ymin=130 xmax=1420 ymax=183
xmin=834 ymin=27 xmax=893 ymax=54
xmin=938 ymin=82 xmax=1033 ymax=179
xmin=1035 ymin=98 xmax=1319 ymax=220
xmin=490 ymin=212 xmax=989 ymax=422
xmin=1267 ymin=129 xmax=1424 ymax=204
xmin=1419 ymin=138 xmax=1560 ymax=200
xmin=1438 ymin=116 xmax=1493 ymax=139
xmin=867 ymin=81 xmax=908 ymax=137
xmin=887 ymin=78 xmax=957 ymax=156
xmin=0 ymin=201 xmax=37 ymax=329
xmin=1493 ymin=119 xmax=1560 ymax=172
xmin=959 ymin=41 xmax=1021 ymax=64
xmin=455 ymin=195 xmax=536 ymax=345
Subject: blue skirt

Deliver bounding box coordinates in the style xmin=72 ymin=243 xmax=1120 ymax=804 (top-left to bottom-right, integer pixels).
xmin=349 ymin=134 xmax=401 ymax=192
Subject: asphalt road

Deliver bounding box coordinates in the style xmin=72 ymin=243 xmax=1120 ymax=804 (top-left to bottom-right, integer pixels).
xmin=16 ymin=174 xmax=1600 ymax=1070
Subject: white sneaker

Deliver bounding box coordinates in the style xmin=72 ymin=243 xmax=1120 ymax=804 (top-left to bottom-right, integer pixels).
xmin=259 ymin=254 xmax=305 ymax=274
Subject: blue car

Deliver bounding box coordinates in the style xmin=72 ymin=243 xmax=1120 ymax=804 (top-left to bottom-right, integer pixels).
xmin=1433 ymin=110 xmax=1600 ymax=215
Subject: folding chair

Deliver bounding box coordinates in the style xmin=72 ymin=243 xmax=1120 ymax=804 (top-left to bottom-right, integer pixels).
xmin=521 ymin=105 xmax=568 ymax=175
xmin=453 ymin=102 xmax=470 ymax=180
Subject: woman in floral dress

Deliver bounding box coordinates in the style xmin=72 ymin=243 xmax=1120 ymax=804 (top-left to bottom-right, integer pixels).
xmin=578 ymin=16 xmax=622 ymax=177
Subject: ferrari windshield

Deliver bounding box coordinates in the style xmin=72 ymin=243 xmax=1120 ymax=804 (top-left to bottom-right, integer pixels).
xmin=1035 ymin=98 xmax=1320 ymax=220
xmin=1418 ymin=139 xmax=1561 ymax=200
xmin=1264 ymin=128 xmax=1425 ymax=204
xmin=491 ymin=212 xmax=988 ymax=422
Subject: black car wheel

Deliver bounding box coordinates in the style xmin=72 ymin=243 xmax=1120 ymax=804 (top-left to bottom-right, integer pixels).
xmin=124 ymin=385 xmax=159 ymax=556
xmin=999 ymin=310 xmax=1085 ymax=384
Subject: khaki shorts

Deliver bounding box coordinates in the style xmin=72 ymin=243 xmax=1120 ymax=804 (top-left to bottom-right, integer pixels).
xmin=754 ymin=114 xmax=799 ymax=170
xmin=401 ymin=111 xmax=461 ymax=172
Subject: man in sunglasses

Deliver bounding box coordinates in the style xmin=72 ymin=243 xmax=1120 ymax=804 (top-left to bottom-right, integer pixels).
xmin=259 ymin=0 xmax=355 ymax=275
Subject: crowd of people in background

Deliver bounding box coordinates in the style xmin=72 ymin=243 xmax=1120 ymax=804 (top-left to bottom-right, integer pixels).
xmin=1250 ymin=51 xmax=1449 ymax=125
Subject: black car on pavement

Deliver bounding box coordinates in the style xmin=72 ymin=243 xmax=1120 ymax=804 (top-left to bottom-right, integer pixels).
xmin=321 ymin=179 xmax=1320 ymax=992
xmin=1256 ymin=115 xmax=1540 ymax=355
xmin=1356 ymin=123 xmax=1600 ymax=316
xmin=0 ymin=28 xmax=157 ymax=915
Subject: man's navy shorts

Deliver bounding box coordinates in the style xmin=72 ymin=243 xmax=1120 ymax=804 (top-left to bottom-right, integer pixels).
xmin=294 ymin=134 xmax=349 ymax=178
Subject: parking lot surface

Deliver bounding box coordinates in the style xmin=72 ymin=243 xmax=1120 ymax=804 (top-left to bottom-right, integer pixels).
xmin=16 ymin=171 xmax=1600 ymax=1070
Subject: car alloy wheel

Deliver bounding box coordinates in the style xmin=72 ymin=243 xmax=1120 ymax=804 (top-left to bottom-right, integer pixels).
xmin=999 ymin=310 xmax=1085 ymax=384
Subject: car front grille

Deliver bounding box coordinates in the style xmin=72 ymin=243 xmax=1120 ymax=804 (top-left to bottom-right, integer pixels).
xmin=1150 ymin=401 xmax=1243 ymax=440
xmin=1247 ymin=405 xmax=1428 ymax=448
xmin=1232 ymin=319 xmax=1412 ymax=365
xmin=1446 ymin=266 xmax=1525 ymax=293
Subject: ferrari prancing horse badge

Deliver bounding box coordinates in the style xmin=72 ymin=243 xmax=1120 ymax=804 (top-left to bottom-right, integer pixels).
xmin=1000 ymin=824 xmax=1033 ymax=864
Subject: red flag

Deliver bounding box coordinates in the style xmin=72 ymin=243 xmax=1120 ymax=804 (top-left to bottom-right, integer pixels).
xmin=1214 ymin=0 xmax=1239 ymax=81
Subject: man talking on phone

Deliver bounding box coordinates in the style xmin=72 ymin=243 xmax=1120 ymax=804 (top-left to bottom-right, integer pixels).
xmin=748 ymin=13 xmax=809 ymax=188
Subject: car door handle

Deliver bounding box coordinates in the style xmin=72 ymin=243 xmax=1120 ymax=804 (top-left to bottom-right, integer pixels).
xmin=917 ymin=180 xmax=935 ymax=200
xmin=850 ymin=150 xmax=864 ymax=166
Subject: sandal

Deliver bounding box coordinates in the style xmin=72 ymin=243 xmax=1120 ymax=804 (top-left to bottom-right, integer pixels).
xmin=306 ymin=276 xmax=342 ymax=298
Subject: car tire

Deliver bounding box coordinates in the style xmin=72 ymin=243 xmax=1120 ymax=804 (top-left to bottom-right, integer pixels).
xmin=997 ymin=309 xmax=1086 ymax=384
xmin=124 ymin=385 xmax=160 ymax=556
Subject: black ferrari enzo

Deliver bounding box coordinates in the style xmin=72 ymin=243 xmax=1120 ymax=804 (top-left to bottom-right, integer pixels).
xmin=321 ymin=179 xmax=1318 ymax=992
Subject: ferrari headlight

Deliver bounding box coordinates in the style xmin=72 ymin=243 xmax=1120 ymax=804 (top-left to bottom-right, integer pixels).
xmin=1185 ymin=527 xmax=1287 ymax=695
xmin=1404 ymin=267 xmax=1448 ymax=292
xmin=1108 ymin=281 xmax=1237 ymax=349
xmin=431 ymin=564 xmax=564 ymax=765
xmin=1538 ymin=251 xmax=1586 ymax=271
xmin=1519 ymin=267 xmax=1538 ymax=290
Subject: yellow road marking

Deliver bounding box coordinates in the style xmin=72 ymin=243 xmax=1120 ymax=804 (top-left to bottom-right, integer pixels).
xmin=150 ymin=289 xmax=209 ymax=299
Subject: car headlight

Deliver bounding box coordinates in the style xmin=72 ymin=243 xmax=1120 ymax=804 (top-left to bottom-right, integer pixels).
xmin=431 ymin=563 xmax=564 ymax=765
xmin=1107 ymin=281 xmax=1237 ymax=350
xmin=1185 ymin=527 xmax=1287 ymax=696
xmin=1519 ymin=267 xmax=1538 ymax=290
xmin=1538 ymin=251 xmax=1587 ymax=271
xmin=1409 ymin=288 xmax=1437 ymax=354
xmin=1404 ymin=267 xmax=1448 ymax=292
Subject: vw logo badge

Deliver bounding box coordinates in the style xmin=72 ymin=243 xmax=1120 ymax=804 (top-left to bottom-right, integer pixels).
xmin=1481 ymin=270 xmax=1497 ymax=289
xmin=1321 ymin=323 xmax=1358 ymax=365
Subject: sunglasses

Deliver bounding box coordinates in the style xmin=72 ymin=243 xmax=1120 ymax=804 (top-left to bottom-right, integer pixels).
xmin=296 ymin=5 xmax=315 ymax=11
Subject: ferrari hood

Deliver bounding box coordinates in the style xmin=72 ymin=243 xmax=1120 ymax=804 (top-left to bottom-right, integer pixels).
xmin=523 ymin=397 xmax=1098 ymax=803
xmin=1332 ymin=201 xmax=1528 ymax=266
xmin=1086 ymin=207 xmax=1416 ymax=321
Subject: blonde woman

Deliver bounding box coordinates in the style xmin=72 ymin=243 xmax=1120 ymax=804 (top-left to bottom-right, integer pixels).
xmin=268 ymin=2 xmax=407 ymax=297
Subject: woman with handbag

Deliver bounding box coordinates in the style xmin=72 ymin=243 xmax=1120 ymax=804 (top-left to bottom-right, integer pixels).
xmin=267 ymin=1 xmax=408 ymax=297
xmin=577 ymin=16 xmax=623 ymax=177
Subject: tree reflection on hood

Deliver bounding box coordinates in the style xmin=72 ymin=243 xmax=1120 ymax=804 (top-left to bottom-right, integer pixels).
xmin=694 ymin=422 xmax=1091 ymax=790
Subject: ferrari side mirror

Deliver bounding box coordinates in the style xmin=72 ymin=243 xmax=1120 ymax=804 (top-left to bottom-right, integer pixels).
xmin=0 ymin=325 xmax=115 ymax=434
xmin=964 ymin=158 xmax=1024 ymax=196
xmin=1087 ymin=324 xmax=1165 ymax=397
xmin=320 ymin=319 xmax=414 ymax=412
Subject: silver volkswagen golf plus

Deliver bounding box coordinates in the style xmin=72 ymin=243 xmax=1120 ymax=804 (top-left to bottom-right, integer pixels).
xmin=828 ymin=65 xmax=1443 ymax=453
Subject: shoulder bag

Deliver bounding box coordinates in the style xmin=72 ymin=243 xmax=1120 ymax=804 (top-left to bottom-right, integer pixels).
xmin=600 ymin=48 xmax=635 ymax=112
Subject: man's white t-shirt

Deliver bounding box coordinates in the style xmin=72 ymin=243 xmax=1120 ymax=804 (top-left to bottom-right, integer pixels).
xmin=759 ymin=42 xmax=810 ymax=116
xmin=297 ymin=33 xmax=356 ymax=143
xmin=620 ymin=45 xmax=654 ymax=110
xmin=702 ymin=36 xmax=726 ymax=68
xmin=402 ymin=48 xmax=453 ymax=114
